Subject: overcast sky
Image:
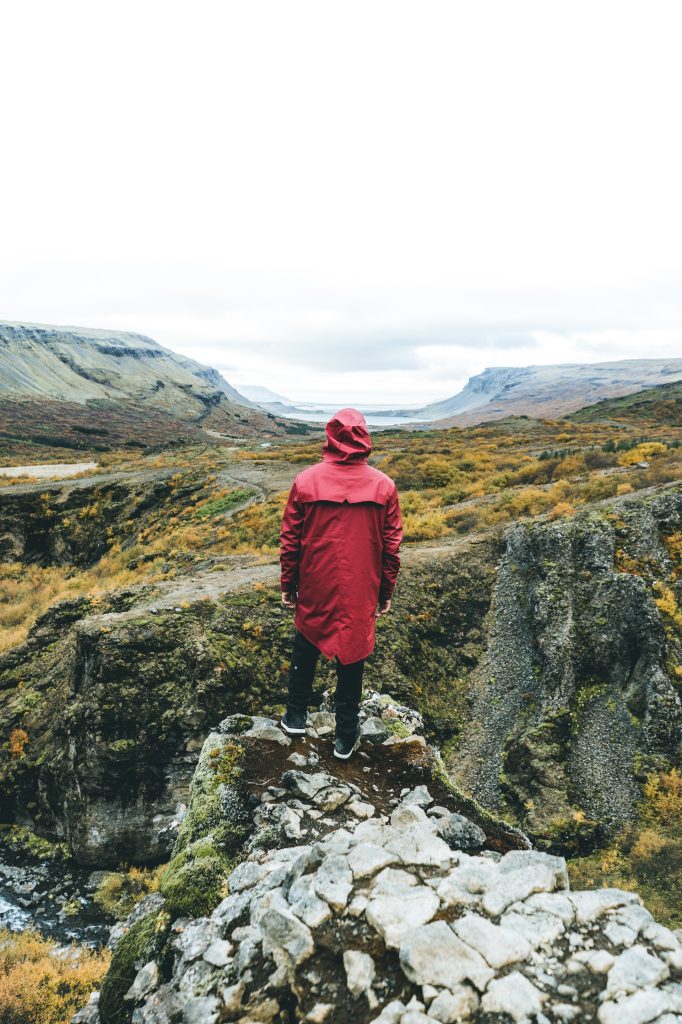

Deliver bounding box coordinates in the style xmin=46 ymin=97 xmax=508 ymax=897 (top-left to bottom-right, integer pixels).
xmin=1 ymin=1 xmax=680 ymax=405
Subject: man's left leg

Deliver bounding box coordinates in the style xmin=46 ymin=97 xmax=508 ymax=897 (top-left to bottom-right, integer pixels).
xmin=333 ymin=655 xmax=364 ymax=759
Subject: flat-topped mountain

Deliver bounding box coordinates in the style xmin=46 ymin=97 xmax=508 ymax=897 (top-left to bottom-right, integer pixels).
xmin=0 ymin=321 xmax=313 ymax=453
xmin=0 ymin=320 xmax=251 ymax=410
xmin=405 ymin=359 xmax=682 ymax=426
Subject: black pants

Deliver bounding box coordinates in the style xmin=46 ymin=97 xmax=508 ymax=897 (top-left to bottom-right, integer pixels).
xmin=287 ymin=630 xmax=364 ymax=739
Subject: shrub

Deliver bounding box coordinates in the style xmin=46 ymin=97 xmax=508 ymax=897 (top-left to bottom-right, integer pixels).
xmin=0 ymin=928 xmax=109 ymax=1024
xmin=618 ymin=442 xmax=668 ymax=466
xmin=94 ymin=865 xmax=166 ymax=920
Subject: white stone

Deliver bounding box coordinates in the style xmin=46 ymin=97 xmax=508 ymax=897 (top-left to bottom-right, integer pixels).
xmin=569 ymin=888 xmax=641 ymax=925
xmin=347 ymin=843 xmax=397 ymax=880
xmin=348 ymin=800 xmax=376 ymax=819
xmin=429 ymin=985 xmax=479 ymax=1022
xmin=399 ymin=920 xmax=494 ymax=992
xmin=481 ymin=971 xmax=546 ymax=1022
xmin=482 ymin=863 xmax=560 ymax=916
xmin=500 ymin=909 xmax=565 ymax=949
xmin=258 ymin=903 xmax=314 ymax=965
xmin=227 ymin=860 xmax=269 ymax=892
xmin=603 ymin=921 xmax=639 ymax=948
xmin=343 ymin=949 xmax=376 ymax=998
xmin=370 ymin=867 xmax=419 ymax=895
xmin=606 ymin=945 xmax=669 ymax=997
xmin=642 ymin=922 xmax=679 ymax=951
xmin=524 ymin=892 xmax=575 ymax=923
xmin=313 ymin=854 xmax=353 ymax=910
xmin=453 ymin=913 xmax=532 ymax=968
xmin=366 ymin=886 xmax=440 ymax=948
xmin=348 ymin=893 xmax=369 ymax=917
xmin=663 ymin=948 xmax=682 ymax=971
xmin=303 ymin=1003 xmax=334 ymax=1023
xmin=124 ymin=961 xmax=159 ymax=1002
xmin=390 ymin=804 xmax=431 ymax=828
xmin=401 ymin=785 xmax=433 ymax=808
xmin=598 ymin=989 xmax=677 ymax=1024
xmin=368 ymin=999 xmax=406 ymax=1024
xmin=571 ymin=948 xmax=614 ymax=973
xmin=291 ymin=891 xmax=332 ymax=929
xmin=202 ymin=938 xmax=233 ymax=967
xmin=384 ymin=828 xmax=454 ymax=869
xmin=551 ymin=1004 xmax=581 ymax=1022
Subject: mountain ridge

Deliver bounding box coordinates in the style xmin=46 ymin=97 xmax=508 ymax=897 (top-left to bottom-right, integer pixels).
xmin=392 ymin=358 xmax=682 ymax=426
xmin=0 ymin=320 xmax=313 ymax=449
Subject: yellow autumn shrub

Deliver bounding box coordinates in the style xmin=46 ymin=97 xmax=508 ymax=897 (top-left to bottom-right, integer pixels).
xmin=0 ymin=928 xmax=109 ymax=1024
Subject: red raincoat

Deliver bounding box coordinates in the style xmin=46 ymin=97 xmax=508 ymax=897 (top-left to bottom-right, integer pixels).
xmin=280 ymin=408 xmax=403 ymax=665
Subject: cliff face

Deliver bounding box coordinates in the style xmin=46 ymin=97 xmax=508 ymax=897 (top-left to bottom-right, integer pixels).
xmin=451 ymin=483 xmax=682 ymax=848
xmin=0 ymin=469 xmax=177 ymax=565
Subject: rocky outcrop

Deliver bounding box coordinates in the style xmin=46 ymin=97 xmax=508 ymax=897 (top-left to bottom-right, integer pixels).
xmin=90 ymin=701 xmax=682 ymax=1024
xmin=451 ymin=483 xmax=682 ymax=848
xmin=0 ymin=545 xmax=496 ymax=865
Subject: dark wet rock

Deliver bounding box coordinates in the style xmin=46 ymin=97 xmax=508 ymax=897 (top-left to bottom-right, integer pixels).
xmin=436 ymin=813 xmax=486 ymax=851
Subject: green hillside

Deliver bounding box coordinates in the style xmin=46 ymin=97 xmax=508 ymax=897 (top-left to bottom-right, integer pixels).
xmin=569 ymin=378 xmax=682 ymax=426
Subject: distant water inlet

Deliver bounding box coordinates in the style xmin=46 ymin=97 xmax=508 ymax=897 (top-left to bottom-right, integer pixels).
xmin=0 ymin=462 xmax=98 ymax=479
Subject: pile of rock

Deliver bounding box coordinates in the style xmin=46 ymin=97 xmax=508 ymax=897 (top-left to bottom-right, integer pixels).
xmin=77 ymin=694 xmax=682 ymax=1024
xmin=121 ymin=773 xmax=682 ymax=1023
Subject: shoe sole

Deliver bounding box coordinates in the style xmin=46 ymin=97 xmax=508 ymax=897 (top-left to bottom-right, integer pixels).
xmin=334 ymin=740 xmax=360 ymax=760
xmin=281 ymin=721 xmax=306 ymax=736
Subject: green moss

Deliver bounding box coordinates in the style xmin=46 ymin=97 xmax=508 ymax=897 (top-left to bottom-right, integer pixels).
xmin=210 ymin=739 xmax=245 ymax=786
xmin=159 ymin=836 xmax=231 ymax=918
xmin=99 ymin=908 xmax=171 ymax=1024
xmin=158 ymin=732 xmax=251 ymax=918
xmin=194 ymin=488 xmax=256 ymax=519
xmin=384 ymin=719 xmax=411 ymax=739
xmin=0 ymin=823 xmax=69 ymax=861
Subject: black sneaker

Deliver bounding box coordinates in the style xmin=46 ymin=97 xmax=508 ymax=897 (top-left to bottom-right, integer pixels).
xmin=334 ymin=726 xmax=361 ymax=760
xmin=281 ymin=709 xmax=307 ymax=735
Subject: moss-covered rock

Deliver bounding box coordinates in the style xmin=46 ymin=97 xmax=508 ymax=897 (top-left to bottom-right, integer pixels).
xmin=98 ymin=906 xmax=171 ymax=1024
xmin=451 ymin=484 xmax=682 ymax=847
xmin=159 ymin=729 xmax=251 ymax=917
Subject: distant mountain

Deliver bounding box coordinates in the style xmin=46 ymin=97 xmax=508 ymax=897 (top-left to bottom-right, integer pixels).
xmin=238 ymin=384 xmax=295 ymax=406
xmin=0 ymin=321 xmax=312 ymax=452
xmin=568 ymin=377 xmax=682 ymax=426
xmin=403 ymin=359 xmax=682 ymax=426
xmin=0 ymin=320 xmax=255 ymax=409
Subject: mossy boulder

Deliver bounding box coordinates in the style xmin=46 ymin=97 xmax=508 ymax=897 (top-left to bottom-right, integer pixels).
xmin=158 ymin=729 xmax=252 ymax=918
xmin=98 ymin=907 xmax=171 ymax=1024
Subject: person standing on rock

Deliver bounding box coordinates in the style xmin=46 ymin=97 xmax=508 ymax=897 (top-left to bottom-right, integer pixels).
xmin=279 ymin=408 xmax=403 ymax=758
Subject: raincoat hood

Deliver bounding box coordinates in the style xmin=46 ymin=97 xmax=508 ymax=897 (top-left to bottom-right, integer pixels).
xmin=322 ymin=408 xmax=372 ymax=463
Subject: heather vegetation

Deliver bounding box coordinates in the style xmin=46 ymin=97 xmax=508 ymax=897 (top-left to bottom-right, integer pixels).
xmin=1 ymin=412 xmax=680 ymax=652
xmin=0 ymin=929 xmax=109 ymax=1024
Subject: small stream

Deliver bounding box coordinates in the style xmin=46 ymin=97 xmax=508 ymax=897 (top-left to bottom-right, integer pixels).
xmin=0 ymin=855 xmax=112 ymax=946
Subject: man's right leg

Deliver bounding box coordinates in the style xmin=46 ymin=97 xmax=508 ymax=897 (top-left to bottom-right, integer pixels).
xmin=282 ymin=631 xmax=320 ymax=735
